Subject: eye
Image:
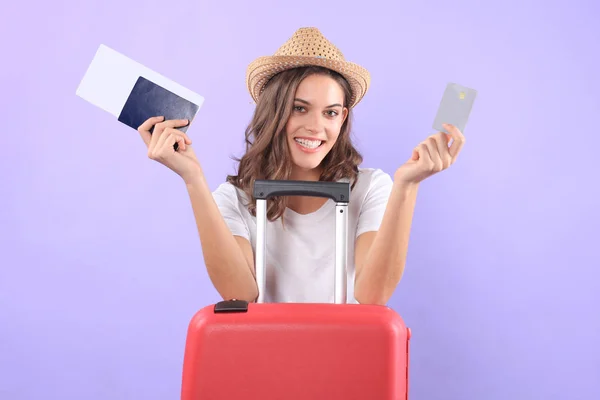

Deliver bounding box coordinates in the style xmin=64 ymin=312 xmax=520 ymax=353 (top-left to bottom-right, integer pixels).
xmin=293 ymin=105 xmax=306 ymax=112
xmin=325 ymin=110 xmax=339 ymax=117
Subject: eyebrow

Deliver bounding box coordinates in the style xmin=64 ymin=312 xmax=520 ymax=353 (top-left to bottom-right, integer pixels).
xmin=294 ymin=98 xmax=343 ymax=108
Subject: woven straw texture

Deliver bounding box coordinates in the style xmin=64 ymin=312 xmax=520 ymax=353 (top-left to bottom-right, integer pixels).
xmin=246 ymin=27 xmax=371 ymax=108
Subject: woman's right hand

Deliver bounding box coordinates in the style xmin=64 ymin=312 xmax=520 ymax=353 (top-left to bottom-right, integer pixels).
xmin=137 ymin=116 xmax=202 ymax=183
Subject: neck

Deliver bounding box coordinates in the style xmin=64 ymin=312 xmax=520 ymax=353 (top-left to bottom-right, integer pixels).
xmin=290 ymin=166 xmax=321 ymax=181
xmin=286 ymin=166 xmax=327 ymax=214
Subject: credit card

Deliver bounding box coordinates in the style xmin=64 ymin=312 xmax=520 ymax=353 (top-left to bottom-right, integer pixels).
xmin=432 ymin=83 xmax=477 ymax=134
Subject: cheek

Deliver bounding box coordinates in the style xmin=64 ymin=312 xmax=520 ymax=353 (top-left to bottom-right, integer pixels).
xmin=285 ymin=120 xmax=298 ymax=140
xmin=325 ymin=120 xmax=343 ymax=142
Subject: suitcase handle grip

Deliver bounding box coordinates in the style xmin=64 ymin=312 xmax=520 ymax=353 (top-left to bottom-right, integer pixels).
xmin=253 ymin=180 xmax=350 ymax=203
xmin=253 ymin=180 xmax=350 ymax=304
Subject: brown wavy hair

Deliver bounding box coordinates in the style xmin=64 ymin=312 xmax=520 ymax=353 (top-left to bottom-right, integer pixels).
xmin=226 ymin=66 xmax=363 ymax=221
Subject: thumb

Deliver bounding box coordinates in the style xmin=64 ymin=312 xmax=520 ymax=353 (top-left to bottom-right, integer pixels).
xmin=139 ymin=130 xmax=152 ymax=147
xmin=410 ymin=147 xmax=420 ymax=161
xmin=444 ymin=133 xmax=452 ymax=146
xmin=137 ymin=116 xmax=164 ymax=147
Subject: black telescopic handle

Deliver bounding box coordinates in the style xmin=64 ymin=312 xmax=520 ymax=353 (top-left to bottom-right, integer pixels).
xmin=253 ymin=180 xmax=350 ymax=203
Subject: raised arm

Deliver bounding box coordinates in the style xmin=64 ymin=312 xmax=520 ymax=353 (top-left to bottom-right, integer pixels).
xmin=354 ymin=125 xmax=466 ymax=305
xmin=137 ymin=117 xmax=258 ymax=302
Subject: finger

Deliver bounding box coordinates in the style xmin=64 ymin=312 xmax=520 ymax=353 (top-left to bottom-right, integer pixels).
xmin=415 ymin=142 xmax=434 ymax=170
xmin=138 ymin=116 xmax=164 ymax=132
xmin=426 ymin=137 xmax=444 ymax=172
xmin=431 ymin=132 xmax=452 ymax=169
xmin=149 ymin=119 xmax=189 ymax=149
xmin=137 ymin=116 xmax=164 ymax=146
xmin=153 ymin=119 xmax=190 ymax=135
xmin=148 ymin=131 xmax=185 ymax=160
xmin=442 ymin=123 xmax=466 ymax=159
xmin=157 ymin=128 xmax=191 ymax=151
xmin=161 ymin=132 xmax=187 ymax=154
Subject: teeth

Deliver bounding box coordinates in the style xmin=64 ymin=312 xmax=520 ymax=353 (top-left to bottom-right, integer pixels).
xmin=295 ymin=138 xmax=322 ymax=149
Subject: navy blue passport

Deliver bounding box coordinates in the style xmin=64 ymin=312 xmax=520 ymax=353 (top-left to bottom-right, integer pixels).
xmin=118 ymin=76 xmax=200 ymax=134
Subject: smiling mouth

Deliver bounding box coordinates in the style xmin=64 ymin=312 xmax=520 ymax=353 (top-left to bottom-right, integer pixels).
xmin=294 ymin=138 xmax=324 ymax=149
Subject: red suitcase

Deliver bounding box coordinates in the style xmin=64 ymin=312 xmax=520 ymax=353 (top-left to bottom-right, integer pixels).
xmin=181 ymin=180 xmax=411 ymax=399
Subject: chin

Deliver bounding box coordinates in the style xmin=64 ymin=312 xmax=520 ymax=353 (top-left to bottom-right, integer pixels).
xmin=290 ymin=149 xmax=329 ymax=173
xmin=293 ymin=158 xmax=324 ymax=171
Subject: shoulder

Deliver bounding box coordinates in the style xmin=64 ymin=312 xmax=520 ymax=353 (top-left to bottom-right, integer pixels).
xmin=352 ymin=167 xmax=394 ymax=195
xmin=213 ymin=181 xmax=241 ymax=198
xmin=212 ymin=182 xmax=251 ymax=212
xmin=213 ymin=181 xmax=249 ymax=199
xmin=212 ymin=182 xmax=253 ymax=239
xmin=351 ymin=168 xmax=394 ymax=213
xmin=350 ymin=168 xmax=393 ymax=236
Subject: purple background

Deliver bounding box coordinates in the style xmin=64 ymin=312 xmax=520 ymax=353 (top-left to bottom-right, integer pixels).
xmin=1 ymin=0 xmax=599 ymax=398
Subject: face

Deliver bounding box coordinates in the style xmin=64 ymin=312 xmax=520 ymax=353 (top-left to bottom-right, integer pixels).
xmin=285 ymin=73 xmax=348 ymax=178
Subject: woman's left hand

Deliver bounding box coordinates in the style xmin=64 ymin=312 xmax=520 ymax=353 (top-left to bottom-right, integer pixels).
xmin=393 ymin=123 xmax=466 ymax=186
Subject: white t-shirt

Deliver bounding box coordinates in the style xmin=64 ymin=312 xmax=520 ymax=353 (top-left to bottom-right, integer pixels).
xmin=211 ymin=167 xmax=394 ymax=304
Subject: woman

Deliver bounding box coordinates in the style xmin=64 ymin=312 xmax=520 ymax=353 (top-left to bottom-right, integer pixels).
xmin=136 ymin=27 xmax=465 ymax=305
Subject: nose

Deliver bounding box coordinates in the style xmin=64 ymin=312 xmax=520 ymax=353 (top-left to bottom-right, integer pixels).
xmin=303 ymin=111 xmax=323 ymax=134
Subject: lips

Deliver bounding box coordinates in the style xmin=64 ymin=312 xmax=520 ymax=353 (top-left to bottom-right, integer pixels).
xmin=294 ymin=137 xmax=323 ymax=149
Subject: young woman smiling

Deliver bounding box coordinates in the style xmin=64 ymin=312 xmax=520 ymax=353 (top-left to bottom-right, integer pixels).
xmin=136 ymin=27 xmax=465 ymax=305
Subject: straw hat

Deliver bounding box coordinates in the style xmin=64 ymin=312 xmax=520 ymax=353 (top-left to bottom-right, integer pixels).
xmin=246 ymin=27 xmax=371 ymax=108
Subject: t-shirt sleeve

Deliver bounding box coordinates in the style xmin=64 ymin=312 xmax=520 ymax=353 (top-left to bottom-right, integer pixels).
xmin=355 ymin=169 xmax=394 ymax=238
xmin=212 ymin=183 xmax=251 ymax=241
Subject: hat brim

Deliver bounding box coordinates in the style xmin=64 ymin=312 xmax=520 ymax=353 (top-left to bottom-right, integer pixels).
xmin=246 ymin=55 xmax=371 ymax=108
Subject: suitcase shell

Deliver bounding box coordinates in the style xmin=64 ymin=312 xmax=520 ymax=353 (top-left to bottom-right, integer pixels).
xmin=181 ymin=301 xmax=410 ymax=399
xmin=181 ymin=180 xmax=411 ymax=399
